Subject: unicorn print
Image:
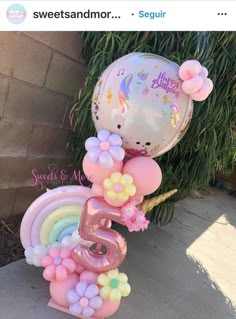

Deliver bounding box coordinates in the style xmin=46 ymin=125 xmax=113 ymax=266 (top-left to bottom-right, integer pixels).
xmin=169 ymin=102 xmax=181 ymax=128
xmin=115 ymin=70 xmax=150 ymax=118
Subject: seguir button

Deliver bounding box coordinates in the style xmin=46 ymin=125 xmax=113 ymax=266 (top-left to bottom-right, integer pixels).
xmin=139 ymin=10 xmax=167 ymax=19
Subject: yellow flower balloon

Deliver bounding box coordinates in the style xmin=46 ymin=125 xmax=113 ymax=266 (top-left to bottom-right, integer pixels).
xmin=98 ymin=269 xmax=131 ymax=301
xmin=103 ymin=172 xmax=136 ymax=202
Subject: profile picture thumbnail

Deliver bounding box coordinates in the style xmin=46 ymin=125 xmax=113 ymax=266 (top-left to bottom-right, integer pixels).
xmin=6 ymin=4 xmax=27 ymax=24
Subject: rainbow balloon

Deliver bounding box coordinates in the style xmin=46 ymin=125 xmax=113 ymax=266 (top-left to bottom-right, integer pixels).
xmin=20 ymin=186 xmax=92 ymax=249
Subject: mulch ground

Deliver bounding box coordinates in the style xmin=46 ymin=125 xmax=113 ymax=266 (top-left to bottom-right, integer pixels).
xmin=0 ymin=215 xmax=24 ymax=267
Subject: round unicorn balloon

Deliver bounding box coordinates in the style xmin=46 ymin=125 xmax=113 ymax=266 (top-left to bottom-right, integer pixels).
xmin=91 ymin=53 xmax=212 ymax=158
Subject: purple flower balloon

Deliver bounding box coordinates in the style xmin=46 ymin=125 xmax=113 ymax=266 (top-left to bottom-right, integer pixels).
xmin=85 ymin=129 xmax=125 ymax=169
xmin=67 ymin=281 xmax=103 ymax=318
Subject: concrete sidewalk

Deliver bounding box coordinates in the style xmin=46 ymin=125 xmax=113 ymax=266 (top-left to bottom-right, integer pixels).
xmin=1 ymin=188 xmax=236 ymax=319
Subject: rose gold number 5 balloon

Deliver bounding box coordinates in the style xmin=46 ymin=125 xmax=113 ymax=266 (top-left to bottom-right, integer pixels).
xmin=72 ymin=197 xmax=127 ymax=272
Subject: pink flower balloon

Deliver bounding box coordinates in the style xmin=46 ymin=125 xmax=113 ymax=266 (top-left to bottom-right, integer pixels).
xmin=41 ymin=247 xmax=76 ymax=281
xmin=179 ymin=60 xmax=213 ymax=101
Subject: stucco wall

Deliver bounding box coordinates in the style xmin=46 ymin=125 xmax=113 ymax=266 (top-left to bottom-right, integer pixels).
xmin=0 ymin=32 xmax=87 ymax=218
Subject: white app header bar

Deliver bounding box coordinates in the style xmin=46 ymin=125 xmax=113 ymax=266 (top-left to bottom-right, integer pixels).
xmin=0 ymin=1 xmax=235 ymax=31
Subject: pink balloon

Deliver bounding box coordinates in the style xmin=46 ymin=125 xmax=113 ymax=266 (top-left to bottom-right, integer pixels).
xmin=123 ymin=157 xmax=162 ymax=195
xmin=94 ymin=299 xmax=120 ymax=318
xmin=62 ymin=258 xmax=77 ymax=273
xmin=73 ymin=198 xmax=127 ymax=272
xmin=179 ymin=60 xmax=202 ymax=80
xmin=80 ymin=270 xmax=98 ymax=285
xmin=50 ymin=273 xmax=79 ymax=308
xmin=43 ymin=265 xmax=55 ymax=281
xmin=129 ymin=194 xmax=144 ymax=204
xmin=41 ymin=256 xmax=52 ymax=268
xmin=75 ymin=264 xmax=85 ymax=274
xmin=179 ymin=60 xmax=213 ymax=102
xmin=182 ymin=75 xmax=203 ymax=95
xmin=56 ymin=265 xmax=68 ymax=281
xmin=191 ymin=78 xmax=213 ymax=101
xmin=92 ymin=184 xmax=104 ymax=197
xmin=103 ymin=192 xmax=126 ymax=207
xmin=83 ymin=154 xmax=123 ymax=184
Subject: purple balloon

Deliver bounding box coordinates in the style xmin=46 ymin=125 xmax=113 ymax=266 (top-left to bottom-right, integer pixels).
xmin=109 ymin=146 xmax=125 ymax=161
xmin=67 ymin=288 xmax=79 ymax=303
xmin=108 ymin=134 xmax=122 ymax=146
xmin=98 ymin=129 xmax=110 ymax=141
xmin=87 ymin=147 xmax=101 ymax=163
xmin=89 ymin=296 xmax=103 ymax=309
xmin=99 ymin=151 xmax=113 ymax=169
xmin=70 ymin=302 xmax=82 ymax=316
xmin=76 ymin=281 xmax=87 ymax=297
xmin=85 ymin=284 xmax=99 ymax=299
xmin=82 ymin=306 xmax=94 ymax=318
xmin=85 ymin=137 xmax=100 ymax=150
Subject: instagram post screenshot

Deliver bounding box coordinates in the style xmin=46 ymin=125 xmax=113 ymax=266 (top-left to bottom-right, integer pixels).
xmin=0 ymin=1 xmax=235 ymax=319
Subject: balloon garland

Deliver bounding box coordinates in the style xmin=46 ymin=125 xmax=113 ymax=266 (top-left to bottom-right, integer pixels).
xmin=20 ymin=52 xmax=213 ymax=318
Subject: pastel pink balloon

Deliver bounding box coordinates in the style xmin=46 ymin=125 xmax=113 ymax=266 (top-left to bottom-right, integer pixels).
xmin=129 ymin=194 xmax=144 ymax=204
xmin=50 ymin=247 xmax=60 ymax=258
xmin=179 ymin=60 xmax=202 ymax=80
xmin=104 ymin=192 xmax=126 ymax=207
xmin=207 ymin=78 xmax=214 ymax=93
xmin=94 ymin=299 xmax=120 ymax=318
xmin=56 ymin=265 xmax=67 ymax=281
xmin=182 ymin=75 xmax=203 ymax=95
xmin=92 ymin=183 xmax=104 ymax=197
xmin=41 ymin=256 xmax=52 ymax=268
xmin=60 ymin=248 xmax=71 ymax=259
xmin=62 ymin=258 xmax=76 ymax=273
xmin=75 ymin=264 xmax=85 ymax=274
xmin=123 ymin=157 xmax=162 ymax=195
xmin=83 ymin=153 xmax=123 ymax=184
xmin=43 ymin=265 xmax=55 ymax=281
xmin=179 ymin=60 xmax=213 ymax=102
xmin=50 ymin=273 xmax=79 ymax=307
xmin=191 ymin=78 xmax=213 ymax=101
xmin=80 ymin=270 xmax=98 ymax=285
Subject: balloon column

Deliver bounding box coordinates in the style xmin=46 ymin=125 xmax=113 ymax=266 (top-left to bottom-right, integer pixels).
xmin=20 ymin=52 xmax=213 ymax=319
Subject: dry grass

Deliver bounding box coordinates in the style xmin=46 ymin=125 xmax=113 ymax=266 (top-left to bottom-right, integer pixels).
xmin=0 ymin=215 xmax=24 ymax=267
